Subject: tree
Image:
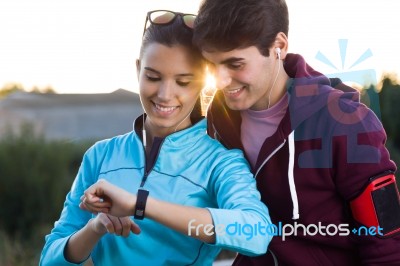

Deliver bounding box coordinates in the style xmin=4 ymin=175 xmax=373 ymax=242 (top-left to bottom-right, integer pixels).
xmin=379 ymin=74 xmax=400 ymax=148
xmin=0 ymin=83 xmax=24 ymax=98
xmin=376 ymin=74 xmax=400 ymax=186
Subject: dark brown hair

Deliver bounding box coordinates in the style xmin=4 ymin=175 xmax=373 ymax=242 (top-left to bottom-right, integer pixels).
xmin=193 ymin=0 xmax=289 ymax=56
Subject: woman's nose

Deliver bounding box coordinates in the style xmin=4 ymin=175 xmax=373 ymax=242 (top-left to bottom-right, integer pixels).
xmin=157 ymin=80 xmax=174 ymax=101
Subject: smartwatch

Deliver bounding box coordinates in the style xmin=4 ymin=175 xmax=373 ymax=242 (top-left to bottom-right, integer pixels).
xmin=134 ymin=188 xmax=149 ymax=220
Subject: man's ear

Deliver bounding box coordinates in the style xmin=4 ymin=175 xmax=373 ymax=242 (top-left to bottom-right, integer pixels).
xmin=136 ymin=59 xmax=141 ymax=81
xmin=274 ymin=32 xmax=289 ymax=60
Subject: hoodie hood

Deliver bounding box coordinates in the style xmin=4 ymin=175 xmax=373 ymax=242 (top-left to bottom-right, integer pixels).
xmin=284 ymin=54 xmax=360 ymax=131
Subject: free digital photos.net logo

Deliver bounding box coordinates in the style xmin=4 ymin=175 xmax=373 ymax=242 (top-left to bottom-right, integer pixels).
xmin=315 ymin=39 xmax=381 ymax=118
xmin=292 ymin=39 xmax=382 ymax=168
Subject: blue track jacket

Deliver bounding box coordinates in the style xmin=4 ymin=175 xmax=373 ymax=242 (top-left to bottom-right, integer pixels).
xmin=40 ymin=118 xmax=272 ymax=266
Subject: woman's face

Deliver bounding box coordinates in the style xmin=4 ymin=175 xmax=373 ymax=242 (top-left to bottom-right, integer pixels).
xmin=137 ymin=43 xmax=205 ymax=137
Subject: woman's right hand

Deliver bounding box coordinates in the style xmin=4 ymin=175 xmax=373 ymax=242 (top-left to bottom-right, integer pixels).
xmin=90 ymin=213 xmax=141 ymax=237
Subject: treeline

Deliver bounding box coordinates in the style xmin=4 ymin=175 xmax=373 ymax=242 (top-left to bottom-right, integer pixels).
xmin=362 ymin=74 xmax=400 ymax=171
xmin=0 ymin=74 xmax=399 ymax=265
xmin=0 ymin=83 xmax=55 ymax=98
xmin=0 ymin=126 xmax=93 ymax=265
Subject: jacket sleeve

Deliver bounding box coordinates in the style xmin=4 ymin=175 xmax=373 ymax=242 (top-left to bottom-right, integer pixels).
xmin=332 ymin=104 xmax=400 ymax=264
xmin=206 ymin=148 xmax=272 ymax=256
xmin=39 ymin=145 xmax=100 ymax=265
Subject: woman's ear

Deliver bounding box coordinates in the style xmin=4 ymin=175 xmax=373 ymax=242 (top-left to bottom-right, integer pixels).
xmin=136 ymin=59 xmax=141 ymax=81
xmin=274 ymin=32 xmax=289 ymax=60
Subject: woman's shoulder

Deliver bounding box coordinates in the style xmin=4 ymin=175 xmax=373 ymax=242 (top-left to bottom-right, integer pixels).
xmin=87 ymin=131 xmax=138 ymax=156
xmin=196 ymin=128 xmax=247 ymax=164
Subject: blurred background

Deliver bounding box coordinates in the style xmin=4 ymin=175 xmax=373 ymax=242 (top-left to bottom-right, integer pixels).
xmin=0 ymin=0 xmax=399 ymax=265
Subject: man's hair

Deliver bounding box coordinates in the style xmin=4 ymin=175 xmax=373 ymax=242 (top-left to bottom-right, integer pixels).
xmin=193 ymin=0 xmax=289 ymax=57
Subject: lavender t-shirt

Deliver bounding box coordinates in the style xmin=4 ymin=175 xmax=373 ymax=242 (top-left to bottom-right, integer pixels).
xmin=240 ymin=93 xmax=289 ymax=168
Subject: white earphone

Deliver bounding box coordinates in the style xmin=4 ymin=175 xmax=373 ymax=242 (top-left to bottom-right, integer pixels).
xmin=267 ymin=47 xmax=282 ymax=109
xmin=141 ymin=102 xmax=196 ymax=149
xmin=275 ymin=47 xmax=281 ymax=60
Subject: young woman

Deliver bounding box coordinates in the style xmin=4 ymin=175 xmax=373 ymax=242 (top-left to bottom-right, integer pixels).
xmin=40 ymin=10 xmax=272 ymax=266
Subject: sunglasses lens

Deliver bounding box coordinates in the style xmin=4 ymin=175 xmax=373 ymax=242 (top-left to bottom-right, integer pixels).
xmin=149 ymin=11 xmax=175 ymax=24
xmin=182 ymin=15 xmax=196 ymax=29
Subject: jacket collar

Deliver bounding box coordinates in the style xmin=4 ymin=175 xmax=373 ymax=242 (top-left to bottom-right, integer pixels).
xmin=134 ymin=114 xmax=207 ymax=148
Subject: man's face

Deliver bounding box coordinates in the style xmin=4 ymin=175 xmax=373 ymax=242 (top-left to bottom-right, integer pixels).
xmin=202 ymin=46 xmax=280 ymax=111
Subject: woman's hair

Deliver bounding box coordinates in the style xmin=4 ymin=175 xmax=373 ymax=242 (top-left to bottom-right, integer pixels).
xmin=139 ymin=14 xmax=205 ymax=119
xmin=193 ymin=0 xmax=289 ymax=57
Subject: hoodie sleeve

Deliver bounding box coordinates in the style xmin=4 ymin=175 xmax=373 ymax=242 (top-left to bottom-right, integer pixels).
xmin=206 ymin=148 xmax=272 ymax=256
xmin=331 ymin=100 xmax=400 ymax=264
xmin=39 ymin=145 xmax=100 ymax=265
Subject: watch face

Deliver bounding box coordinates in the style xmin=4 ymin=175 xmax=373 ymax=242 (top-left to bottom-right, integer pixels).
xmin=135 ymin=210 xmax=144 ymax=216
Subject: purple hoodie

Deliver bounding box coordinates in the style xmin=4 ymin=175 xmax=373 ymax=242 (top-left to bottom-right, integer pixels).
xmin=207 ymin=54 xmax=400 ymax=265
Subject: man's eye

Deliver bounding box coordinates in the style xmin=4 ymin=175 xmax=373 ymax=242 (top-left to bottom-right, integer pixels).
xmin=229 ymin=64 xmax=243 ymax=70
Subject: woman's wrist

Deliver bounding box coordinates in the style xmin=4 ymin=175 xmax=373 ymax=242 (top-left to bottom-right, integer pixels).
xmin=130 ymin=193 xmax=138 ymax=216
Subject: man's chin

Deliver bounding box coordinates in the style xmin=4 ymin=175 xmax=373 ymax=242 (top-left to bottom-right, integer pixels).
xmin=225 ymin=100 xmax=248 ymax=111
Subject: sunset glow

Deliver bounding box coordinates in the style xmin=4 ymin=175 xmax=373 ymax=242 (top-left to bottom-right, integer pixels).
xmin=0 ymin=0 xmax=399 ymax=94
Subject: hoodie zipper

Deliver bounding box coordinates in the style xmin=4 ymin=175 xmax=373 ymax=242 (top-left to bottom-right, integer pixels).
xmin=270 ymin=249 xmax=278 ymax=266
xmin=214 ymin=124 xmax=287 ymax=179
xmin=255 ymin=140 xmax=286 ymax=179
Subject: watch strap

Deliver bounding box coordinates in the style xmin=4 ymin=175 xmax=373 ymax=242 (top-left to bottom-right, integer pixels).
xmin=134 ymin=188 xmax=149 ymax=220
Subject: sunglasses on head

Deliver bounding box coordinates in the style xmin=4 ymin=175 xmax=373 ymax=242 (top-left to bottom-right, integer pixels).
xmin=143 ymin=10 xmax=196 ymax=36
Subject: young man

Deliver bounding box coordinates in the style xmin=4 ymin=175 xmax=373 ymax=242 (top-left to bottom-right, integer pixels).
xmin=193 ymin=0 xmax=400 ymax=265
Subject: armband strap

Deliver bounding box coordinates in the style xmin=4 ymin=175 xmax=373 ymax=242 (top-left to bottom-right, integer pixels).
xmin=134 ymin=189 xmax=149 ymax=220
xmin=350 ymin=173 xmax=400 ymax=237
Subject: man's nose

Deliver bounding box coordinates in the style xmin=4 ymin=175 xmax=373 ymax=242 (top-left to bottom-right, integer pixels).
xmin=215 ymin=67 xmax=232 ymax=90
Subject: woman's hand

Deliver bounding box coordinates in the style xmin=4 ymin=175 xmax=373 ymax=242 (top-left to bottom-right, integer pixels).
xmin=80 ymin=179 xmax=137 ymax=217
xmin=64 ymin=213 xmax=141 ymax=263
xmin=90 ymin=213 xmax=141 ymax=237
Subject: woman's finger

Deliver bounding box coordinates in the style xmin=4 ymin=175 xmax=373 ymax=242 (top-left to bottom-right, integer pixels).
xmin=106 ymin=215 xmax=123 ymax=236
xmin=81 ymin=196 xmax=111 ymax=208
xmin=119 ymin=217 xmax=133 ymax=237
xmin=130 ymin=220 xmax=141 ymax=235
xmin=81 ymin=201 xmax=109 ymax=214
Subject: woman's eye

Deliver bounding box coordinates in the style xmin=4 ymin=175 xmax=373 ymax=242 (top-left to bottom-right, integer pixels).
xmin=177 ymin=81 xmax=190 ymax=87
xmin=146 ymin=76 xmax=160 ymax=82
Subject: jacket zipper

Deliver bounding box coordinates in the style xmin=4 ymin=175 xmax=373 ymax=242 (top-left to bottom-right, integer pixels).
xmin=254 ymin=140 xmax=286 ymax=179
xmin=139 ymin=138 xmax=165 ymax=188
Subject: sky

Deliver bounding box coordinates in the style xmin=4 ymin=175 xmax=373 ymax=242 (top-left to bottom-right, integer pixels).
xmin=0 ymin=0 xmax=399 ymax=94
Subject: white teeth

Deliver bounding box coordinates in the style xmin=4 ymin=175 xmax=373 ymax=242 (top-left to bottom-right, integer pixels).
xmin=226 ymin=87 xmax=243 ymax=94
xmin=154 ymin=103 xmax=177 ymax=112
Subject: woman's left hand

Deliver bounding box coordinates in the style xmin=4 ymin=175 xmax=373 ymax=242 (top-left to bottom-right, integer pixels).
xmin=90 ymin=213 xmax=141 ymax=237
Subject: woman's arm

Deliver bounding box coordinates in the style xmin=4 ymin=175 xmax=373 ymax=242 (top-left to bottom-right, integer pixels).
xmin=80 ymin=146 xmax=272 ymax=255
xmin=81 ymin=180 xmax=215 ymax=243
xmin=40 ymin=144 xmax=140 ymax=265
